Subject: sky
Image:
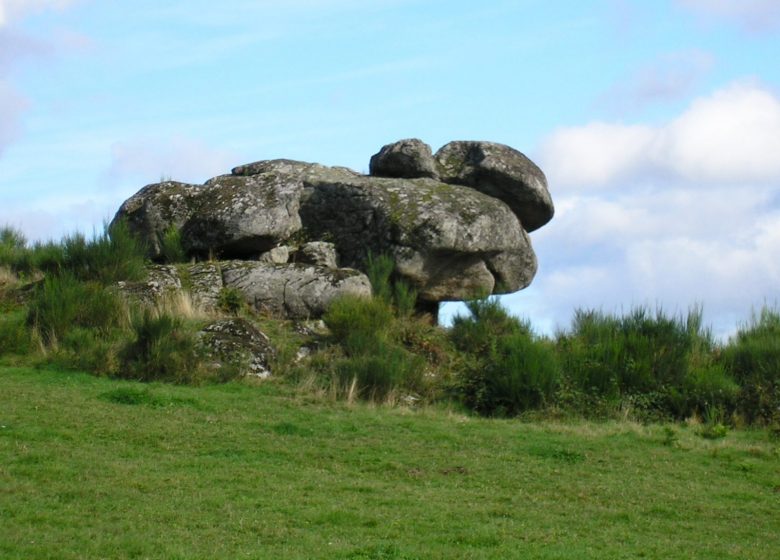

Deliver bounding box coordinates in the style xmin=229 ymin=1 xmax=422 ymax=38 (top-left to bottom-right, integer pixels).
xmin=1 ymin=0 xmax=779 ymax=338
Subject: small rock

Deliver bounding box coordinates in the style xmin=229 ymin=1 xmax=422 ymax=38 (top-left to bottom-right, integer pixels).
xmin=369 ymin=138 xmax=439 ymax=179
xmin=199 ymin=318 xmax=276 ymax=379
xmin=293 ymin=242 xmax=338 ymax=268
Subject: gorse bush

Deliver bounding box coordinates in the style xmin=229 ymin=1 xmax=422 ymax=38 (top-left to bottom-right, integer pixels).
xmin=721 ymin=307 xmax=780 ymax=424
xmin=365 ymin=252 xmax=418 ymax=317
xmin=27 ymin=273 xmax=127 ymax=344
xmin=323 ymin=295 xmax=423 ymax=400
xmin=160 ymin=226 xmax=187 ymax=264
xmin=553 ymin=306 xmax=738 ymax=420
xmin=121 ymin=309 xmax=206 ymax=384
xmin=452 ymin=297 xmax=560 ymax=416
xmin=1 ymin=221 xmax=146 ymax=284
xmin=0 ymin=309 xmax=34 ymax=357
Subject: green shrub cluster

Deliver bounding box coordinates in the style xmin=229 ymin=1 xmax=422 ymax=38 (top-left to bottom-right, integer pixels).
xmin=1 ymin=221 xmax=146 ymax=283
xmin=450 ymin=298 xmax=559 ymax=416
xmin=721 ymin=308 xmax=780 ymax=424
xmin=554 ymin=306 xmax=739 ymax=420
xmin=120 ymin=310 xmax=209 ymax=384
xmin=323 ymin=296 xmax=425 ymax=400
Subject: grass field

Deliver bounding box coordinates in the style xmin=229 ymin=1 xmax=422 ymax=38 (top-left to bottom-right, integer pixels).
xmin=1 ymin=365 xmax=778 ymax=559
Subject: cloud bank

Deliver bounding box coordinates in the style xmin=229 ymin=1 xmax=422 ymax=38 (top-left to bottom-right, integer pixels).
xmin=531 ymin=81 xmax=780 ymax=337
xmin=541 ymin=81 xmax=780 ymax=189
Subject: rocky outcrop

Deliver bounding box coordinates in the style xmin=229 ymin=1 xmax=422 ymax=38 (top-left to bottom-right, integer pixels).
xmin=118 ymin=261 xmax=371 ymax=320
xmin=294 ymin=164 xmax=536 ymax=301
xmin=112 ymin=139 xmax=553 ymax=318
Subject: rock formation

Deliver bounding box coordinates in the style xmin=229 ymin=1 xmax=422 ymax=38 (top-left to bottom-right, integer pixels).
xmin=112 ymin=139 xmax=553 ymax=319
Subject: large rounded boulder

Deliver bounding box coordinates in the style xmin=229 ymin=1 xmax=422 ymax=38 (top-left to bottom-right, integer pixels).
xmin=435 ymin=141 xmax=554 ymax=232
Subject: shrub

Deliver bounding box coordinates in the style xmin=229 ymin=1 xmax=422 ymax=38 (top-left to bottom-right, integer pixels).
xmin=721 ymin=307 xmax=780 ymax=424
xmin=334 ymin=339 xmax=425 ymax=400
xmin=217 ymin=287 xmax=246 ymax=315
xmin=365 ymin=252 xmax=418 ymax=317
xmin=27 ymin=273 xmax=127 ymax=344
xmin=120 ymin=309 xmax=206 ymax=384
xmin=451 ymin=297 xmax=560 ymax=416
xmin=366 ymin=253 xmax=394 ymax=304
xmin=22 ymin=221 xmax=146 ymax=284
xmin=160 ymin=226 xmax=187 ymax=264
xmin=555 ymin=306 xmax=720 ymax=419
xmin=0 ymin=309 xmax=34 ymax=357
xmin=49 ymin=327 xmax=122 ymax=376
xmin=450 ymin=297 xmax=527 ymax=356
xmin=323 ymin=295 xmax=393 ymax=345
xmin=0 ymin=227 xmax=27 ymax=269
xmin=322 ymin=294 xmax=424 ymax=400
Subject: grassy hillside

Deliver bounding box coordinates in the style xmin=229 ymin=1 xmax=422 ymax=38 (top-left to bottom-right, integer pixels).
xmin=1 ymin=366 xmax=778 ymax=559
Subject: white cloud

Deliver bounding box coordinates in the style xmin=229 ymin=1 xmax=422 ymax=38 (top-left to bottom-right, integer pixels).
xmin=526 ymin=81 xmax=780 ymax=339
xmin=540 ymin=81 xmax=780 ymax=190
xmin=679 ymin=0 xmax=780 ymax=33
xmin=103 ymin=136 xmax=240 ymax=187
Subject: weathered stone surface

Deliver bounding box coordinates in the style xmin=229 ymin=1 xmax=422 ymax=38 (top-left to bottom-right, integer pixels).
xmin=181 ymin=173 xmax=302 ymax=257
xmin=220 ymin=261 xmax=372 ymax=319
xmin=187 ymin=262 xmax=224 ymax=310
xmin=258 ymin=246 xmax=290 ymax=264
xmin=434 ymin=141 xmax=554 ymax=232
xmin=293 ymin=241 xmax=338 ymax=268
xmin=296 ymin=165 xmax=536 ymax=301
xmin=117 ymin=264 xmax=182 ymax=306
xmin=199 ymin=318 xmax=275 ymax=378
xmin=111 ymin=182 xmax=200 ymax=260
xmin=369 ymin=138 xmax=438 ymax=179
xmin=112 ymin=170 xmax=304 ymax=260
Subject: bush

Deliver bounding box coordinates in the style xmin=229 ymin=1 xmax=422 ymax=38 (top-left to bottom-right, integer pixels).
xmin=721 ymin=307 xmax=780 ymax=424
xmin=451 ymin=297 xmax=560 ymax=416
xmin=217 ymin=287 xmax=246 ymax=315
xmin=322 ymin=295 xmax=423 ymax=400
xmin=324 ymin=295 xmax=394 ymax=345
xmin=48 ymin=327 xmax=122 ymax=376
xmin=121 ymin=310 xmax=206 ymax=384
xmin=334 ymin=339 xmax=425 ymax=400
xmin=13 ymin=221 xmax=146 ymax=284
xmin=0 ymin=309 xmax=34 ymax=357
xmin=555 ymin=306 xmax=721 ymax=419
xmin=160 ymin=226 xmax=187 ymax=264
xmin=27 ymin=273 xmax=128 ymax=344
xmin=365 ymin=252 xmax=418 ymax=317
xmin=0 ymin=227 xmax=27 ymax=269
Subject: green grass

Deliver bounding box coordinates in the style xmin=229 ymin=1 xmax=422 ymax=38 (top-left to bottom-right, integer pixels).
xmin=1 ymin=366 xmax=778 ymax=559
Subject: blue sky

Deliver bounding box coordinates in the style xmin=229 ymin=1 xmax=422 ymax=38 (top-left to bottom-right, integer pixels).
xmin=1 ymin=0 xmax=779 ymax=337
